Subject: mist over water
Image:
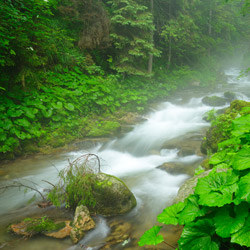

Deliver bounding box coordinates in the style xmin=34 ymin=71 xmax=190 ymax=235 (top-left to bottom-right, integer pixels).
xmin=1 ymin=67 xmax=250 ymax=249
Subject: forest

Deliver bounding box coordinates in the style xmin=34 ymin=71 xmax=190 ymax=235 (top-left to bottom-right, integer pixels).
xmin=0 ymin=0 xmax=250 ymax=160
xmin=1 ymin=0 xmax=250 ymax=249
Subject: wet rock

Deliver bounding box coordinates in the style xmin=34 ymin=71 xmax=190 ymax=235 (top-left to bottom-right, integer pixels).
xmin=177 ymin=146 xmax=196 ymax=157
xmin=202 ymin=96 xmax=227 ymax=107
xmin=93 ymin=173 xmax=137 ymax=216
xmin=70 ymin=205 xmax=95 ymax=244
xmin=224 ymin=91 xmax=236 ymax=102
xmin=157 ymin=162 xmax=187 ymax=175
xmin=101 ymin=220 xmax=132 ymax=249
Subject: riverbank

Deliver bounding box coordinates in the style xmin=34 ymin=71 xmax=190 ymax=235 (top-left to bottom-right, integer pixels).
xmin=0 ymin=66 xmax=225 ymax=162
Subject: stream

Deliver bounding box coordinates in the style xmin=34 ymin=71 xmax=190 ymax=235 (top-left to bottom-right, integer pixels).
xmin=0 ymin=68 xmax=250 ymax=250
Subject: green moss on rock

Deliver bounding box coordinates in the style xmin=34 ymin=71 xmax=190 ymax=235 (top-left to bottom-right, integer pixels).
xmin=201 ymin=100 xmax=250 ymax=155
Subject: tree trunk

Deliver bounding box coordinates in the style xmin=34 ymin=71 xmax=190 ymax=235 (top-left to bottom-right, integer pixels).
xmin=208 ymin=0 xmax=212 ymax=57
xmin=147 ymin=0 xmax=154 ymax=74
xmin=167 ymin=0 xmax=172 ymax=70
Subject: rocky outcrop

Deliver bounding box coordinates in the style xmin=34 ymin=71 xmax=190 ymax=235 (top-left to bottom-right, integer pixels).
xmin=70 ymin=205 xmax=95 ymax=244
xmin=92 ymin=173 xmax=137 ymax=216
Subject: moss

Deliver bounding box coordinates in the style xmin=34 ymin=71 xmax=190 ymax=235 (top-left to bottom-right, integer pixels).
xmin=23 ymin=217 xmax=66 ymax=233
xmin=201 ymin=100 xmax=250 ymax=155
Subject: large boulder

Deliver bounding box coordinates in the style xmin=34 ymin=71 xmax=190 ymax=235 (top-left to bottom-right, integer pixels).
xmin=93 ymin=173 xmax=137 ymax=216
xmin=70 ymin=205 xmax=95 ymax=244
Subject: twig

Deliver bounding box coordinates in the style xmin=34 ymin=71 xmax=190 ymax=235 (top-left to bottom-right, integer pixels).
xmin=163 ymin=241 xmax=176 ymax=249
xmin=42 ymin=180 xmax=56 ymax=188
xmin=0 ymin=181 xmax=46 ymax=201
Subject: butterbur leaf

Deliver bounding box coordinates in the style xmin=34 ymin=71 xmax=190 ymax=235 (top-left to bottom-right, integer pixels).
xmin=178 ymin=219 xmax=219 ymax=250
xmin=195 ymin=170 xmax=238 ymax=207
xmin=235 ymin=172 xmax=250 ymax=204
xmin=178 ymin=195 xmax=207 ymax=225
xmin=232 ymin=148 xmax=250 ymax=170
xmin=64 ymin=103 xmax=75 ymax=111
xmin=157 ymin=202 xmax=185 ymax=225
xmin=231 ymin=215 xmax=250 ymax=247
xmin=214 ymin=203 xmax=249 ymax=238
xmin=209 ymin=151 xmax=227 ymax=165
xmin=138 ymin=226 xmax=164 ymax=246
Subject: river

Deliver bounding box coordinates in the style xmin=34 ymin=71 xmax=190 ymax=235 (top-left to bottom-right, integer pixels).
xmin=0 ymin=68 xmax=250 ymax=249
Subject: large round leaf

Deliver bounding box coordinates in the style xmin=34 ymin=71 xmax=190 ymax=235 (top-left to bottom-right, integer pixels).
xmin=178 ymin=219 xmax=219 ymax=250
xmin=231 ymin=214 xmax=250 ymax=247
xmin=214 ymin=203 xmax=249 ymax=238
xmin=232 ymin=148 xmax=250 ymax=171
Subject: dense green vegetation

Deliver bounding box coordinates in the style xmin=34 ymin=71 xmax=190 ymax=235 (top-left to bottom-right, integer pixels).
xmin=0 ymin=0 xmax=250 ymax=160
xmin=138 ymin=102 xmax=250 ymax=249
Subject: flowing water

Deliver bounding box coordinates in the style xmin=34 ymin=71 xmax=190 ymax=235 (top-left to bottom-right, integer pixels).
xmin=0 ymin=68 xmax=250 ymax=250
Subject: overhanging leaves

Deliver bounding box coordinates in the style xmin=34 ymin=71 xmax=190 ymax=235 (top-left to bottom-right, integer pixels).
xmin=157 ymin=202 xmax=185 ymax=225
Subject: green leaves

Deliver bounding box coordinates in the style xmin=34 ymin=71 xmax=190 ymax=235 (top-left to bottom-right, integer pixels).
xmin=157 ymin=202 xmax=185 ymax=225
xmin=231 ymin=215 xmax=250 ymax=247
xmin=232 ymin=148 xmax=250 ymax=170
xmin=214 ymin=204 xmax=249 ymax=238
xmin=178 ymin=219 xmax=219 ymax=250
xmin=138 ymin=226 xmax=164 ymax=246
xmin=64 ymin=103 xmax=75 ymax=111
xmin=195 ymin=170 xmax=238 ymax=207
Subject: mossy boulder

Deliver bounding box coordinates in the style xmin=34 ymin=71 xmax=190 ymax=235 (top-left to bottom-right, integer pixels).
xmin=92 ymin=173 xmax=137 ymax=216
xmin=201 ymin=100 xmax=250 ymax=154
xmin=202 ymin=96 xmax=227 ymax=107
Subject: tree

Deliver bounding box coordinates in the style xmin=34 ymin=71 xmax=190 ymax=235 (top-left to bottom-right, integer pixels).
xmin=108 ymin=0 xmax=160 ymax=76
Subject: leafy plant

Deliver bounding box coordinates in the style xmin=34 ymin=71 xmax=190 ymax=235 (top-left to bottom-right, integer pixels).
xmin=139 ymin=105 xmax=250 ymax=249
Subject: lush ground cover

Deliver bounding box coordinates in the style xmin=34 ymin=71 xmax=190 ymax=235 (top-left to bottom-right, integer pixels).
xmin=1 ymin=66 xmax=208 ymax=160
